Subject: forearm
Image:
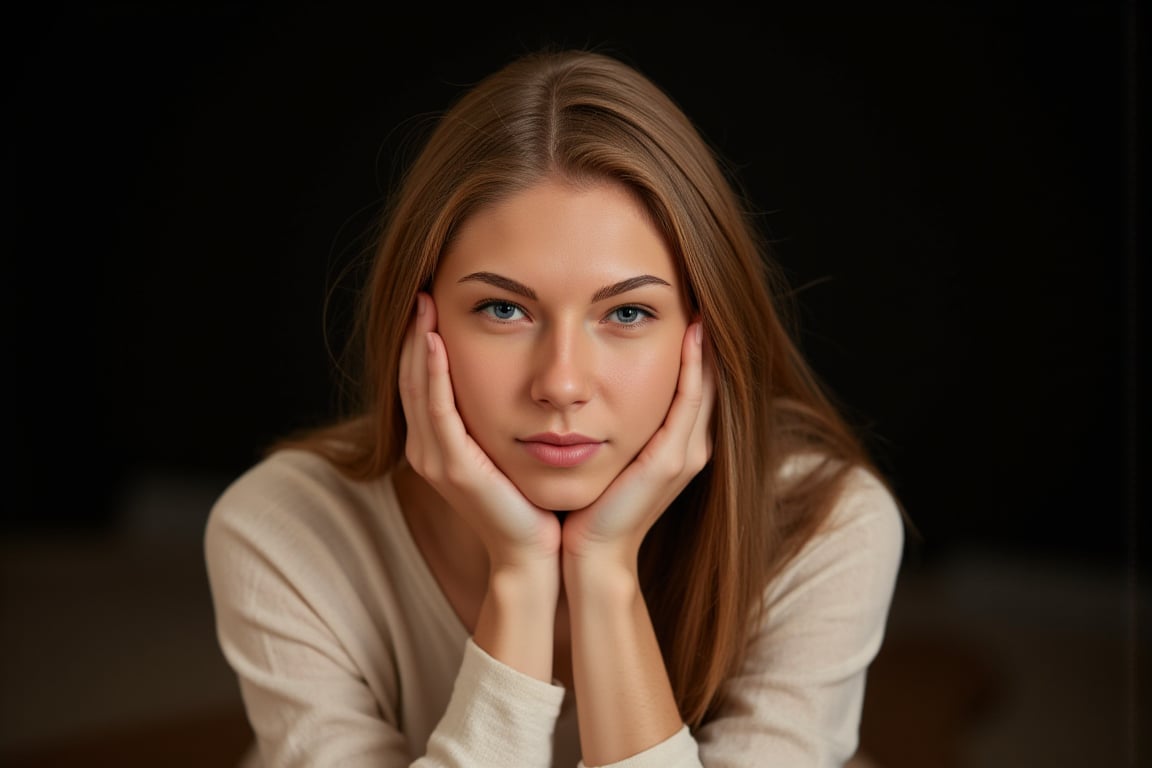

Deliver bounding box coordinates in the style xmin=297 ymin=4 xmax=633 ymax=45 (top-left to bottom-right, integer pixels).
xmin=566 ymin=559 xmax=682 ymax=766
xmin=472 ymin=562 xmax=560 ymax=683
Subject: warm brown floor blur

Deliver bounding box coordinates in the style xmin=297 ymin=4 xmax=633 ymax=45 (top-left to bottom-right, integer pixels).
xmin=1 ymin=711 xmax=253 ymax=768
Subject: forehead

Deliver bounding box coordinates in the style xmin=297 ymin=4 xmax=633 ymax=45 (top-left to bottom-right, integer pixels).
xmin=436 ymin=178 xmax=679 ymax=290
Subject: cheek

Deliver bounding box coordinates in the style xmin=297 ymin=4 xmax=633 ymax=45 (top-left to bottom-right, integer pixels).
xmin=439 ymin=332 xmax=515 ymax=435
xmin=605 ymin=342 xmax=683 ymax=431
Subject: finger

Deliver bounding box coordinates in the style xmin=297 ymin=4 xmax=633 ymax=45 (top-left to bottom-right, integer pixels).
xmin=423 ymin=330 xmax=474 ymax=469
xmin=650 ymin=322 xmax=707 ymax=456
xmin=398 ymin=294 xmax=430 ymax=419
xmin=685 ymin=327 xmax=717 ymax=466
xmin=621 ymin=322 xmax=705 ymax=491
xmin=398 ymin=293 xmax=437 ymax=459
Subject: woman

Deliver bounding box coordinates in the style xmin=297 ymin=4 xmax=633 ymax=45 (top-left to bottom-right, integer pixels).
xmin=205 ymin=47 xmax=905 ymax=767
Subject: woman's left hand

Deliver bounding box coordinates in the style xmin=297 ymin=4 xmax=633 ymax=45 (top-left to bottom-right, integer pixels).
xmin=561 ymin=321 xmax=716 ymax=570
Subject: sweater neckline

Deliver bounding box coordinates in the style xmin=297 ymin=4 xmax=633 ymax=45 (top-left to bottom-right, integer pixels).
xmin=377 ymin=467 xmax=472 ymax=644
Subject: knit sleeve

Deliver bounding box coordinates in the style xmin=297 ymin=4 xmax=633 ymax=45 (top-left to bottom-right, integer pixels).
xmin=576 ymin=465 xmax=904 ymax=768
xmin=204 ymin=458 xmax=565 ymax=767
xmin=424 ymin=639 xmax=567 ymax=766
xmin=575 ymin=725 xmax=699 ymax=768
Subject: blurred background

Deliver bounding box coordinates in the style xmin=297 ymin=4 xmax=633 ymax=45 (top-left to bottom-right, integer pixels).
xmin=5 ymin=3 xmax=1147 ymax=766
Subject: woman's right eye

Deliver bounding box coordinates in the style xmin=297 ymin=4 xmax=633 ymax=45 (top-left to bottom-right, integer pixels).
xmin=475 ymin=300 xmax=526 ymax=322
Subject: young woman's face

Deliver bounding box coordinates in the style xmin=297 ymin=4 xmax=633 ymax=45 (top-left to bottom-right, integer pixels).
xmin=431 ymin=177 xmax=692 ymax=511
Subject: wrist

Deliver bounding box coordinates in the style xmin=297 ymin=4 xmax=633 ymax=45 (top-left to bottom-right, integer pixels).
xmin=562 ymin=554 xmax=641 ymax=609
xmin=487 ymin=559 xmax=561 ymax=608
xmin=560 ymin=524 xmax=642 ymax=578
xmin=473 ymin=561 xmax=560 ymax=683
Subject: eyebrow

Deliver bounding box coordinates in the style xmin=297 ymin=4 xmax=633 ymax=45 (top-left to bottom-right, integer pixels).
xmin=591 ymin=274 xmax=672 ymax=302
xmin=458 ymin=272 xmax=672 ymax=302
xmin=459 ymin=272 xmax=537 ymax=300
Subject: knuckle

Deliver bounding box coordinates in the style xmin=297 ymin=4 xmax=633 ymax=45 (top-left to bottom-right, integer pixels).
xmin=443 ymin=463 xmax=471 ymax=488
xmin=404 ymin=444 xmax=426 ymax=473
xmin=661 ymin=455 xmax=687 ymax=481
xmin=398 ymin=377 xmax=419 ymax=401
xmin=688 ymin=444 xmax=710 ymax=472
xmin=422 ymin=459 xmax=445 ymax=485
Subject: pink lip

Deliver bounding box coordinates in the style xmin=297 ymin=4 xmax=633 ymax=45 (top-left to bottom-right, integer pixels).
xmin=518 ymin=433 xmax=604 ymax=468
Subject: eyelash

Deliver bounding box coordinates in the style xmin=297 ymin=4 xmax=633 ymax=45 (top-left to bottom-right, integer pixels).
xmin=604 ymin=305 xmax=654 ymax=326
xmin=471 ymin=300 xmax=655 ymax=327
xmin=473 ymin=300 xmax=528 ymax=322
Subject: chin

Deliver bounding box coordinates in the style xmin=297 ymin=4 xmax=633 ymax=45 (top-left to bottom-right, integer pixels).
xmin=516 ymin=475 xmax=610 ymax=513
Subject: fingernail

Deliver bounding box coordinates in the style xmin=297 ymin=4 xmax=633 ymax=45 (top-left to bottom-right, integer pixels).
xmin=694 ymin=323 xmax=703 ymax=344
xmin=416 ymin=294 xmax=427 ymax=316
xmin=425 ymin=332 xmax=436 ymax=353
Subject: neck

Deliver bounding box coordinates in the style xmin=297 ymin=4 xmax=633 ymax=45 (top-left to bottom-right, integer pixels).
xmin=393 ymin=463 xmax=490 ymax=622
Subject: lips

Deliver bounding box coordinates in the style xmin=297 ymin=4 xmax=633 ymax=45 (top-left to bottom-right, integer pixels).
xmin=518 ymin=432 xmax=604 ymax=468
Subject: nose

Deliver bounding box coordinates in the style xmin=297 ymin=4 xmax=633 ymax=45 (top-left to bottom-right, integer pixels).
xmin=529 ymin=322 xmax=594 ymax=410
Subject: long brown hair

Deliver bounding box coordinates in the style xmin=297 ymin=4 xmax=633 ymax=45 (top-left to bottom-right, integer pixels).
xmin=277 ymin=47 xmax=882 ymax=727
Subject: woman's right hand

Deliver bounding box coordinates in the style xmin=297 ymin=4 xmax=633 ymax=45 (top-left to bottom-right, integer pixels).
xmin=400 ymin=292 xmax=561 ymax=682
xmin=398 ymin=292 xmax=562 ymax=572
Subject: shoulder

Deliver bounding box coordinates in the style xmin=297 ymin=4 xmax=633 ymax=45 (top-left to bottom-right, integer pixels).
xmin=769 ymin=456 xmax=905 ymax=612
xmin=823 ymin=462 xmax=905 ymax=556
xmin=780 ymin=453 xmax=903 ymax=548
xmin=209 ymin=447 xmax=378 ymax=522
xmin=204 ymin=448 xmax=394 ymax=580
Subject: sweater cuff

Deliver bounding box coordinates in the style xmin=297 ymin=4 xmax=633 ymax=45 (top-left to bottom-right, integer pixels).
xmin=425 ymin=637 xmax=566 ymax=766
xmin=579 ymin=724 xmax=700 ymax=768
xmin=580 ymin=727 xmax=695 ymax=768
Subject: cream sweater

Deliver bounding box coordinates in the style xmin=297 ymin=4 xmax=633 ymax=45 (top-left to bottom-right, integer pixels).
xmin=204 ymin=449 xmax=903 ymax=767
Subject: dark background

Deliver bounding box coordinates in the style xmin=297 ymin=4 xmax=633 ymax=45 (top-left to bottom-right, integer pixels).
xmin=9 ymin=5 xmax=1145 ymax=565
xmin=4 ymin=4 xmax=1148 ymax=765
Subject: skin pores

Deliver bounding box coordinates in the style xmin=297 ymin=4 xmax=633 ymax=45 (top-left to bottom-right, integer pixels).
xmin=431 ymin=177 xmax=692 ymax=512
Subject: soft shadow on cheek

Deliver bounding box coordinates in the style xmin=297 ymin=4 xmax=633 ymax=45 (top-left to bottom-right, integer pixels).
xmin=608 ymin=349 xmax=681 ymax=413
xmin=439 ymin=337 xmax=505 ymax=432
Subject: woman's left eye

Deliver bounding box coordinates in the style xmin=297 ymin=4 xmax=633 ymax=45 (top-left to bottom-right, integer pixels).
xmin=606 ymin=306 xmax=652 ymax=325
